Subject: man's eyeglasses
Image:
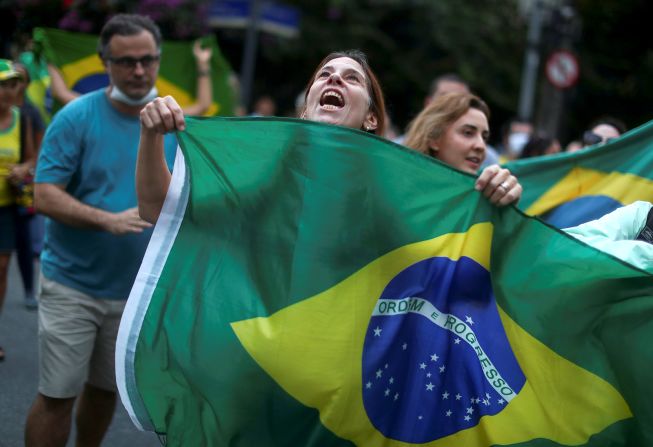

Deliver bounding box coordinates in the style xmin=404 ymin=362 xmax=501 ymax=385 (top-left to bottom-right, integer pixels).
xmin=106 ymin=54 xmax=160 ymax=70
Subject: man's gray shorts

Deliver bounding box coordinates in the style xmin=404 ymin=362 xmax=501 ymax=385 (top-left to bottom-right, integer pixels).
xmin=37 ymin=274 xmax=126 ymax=398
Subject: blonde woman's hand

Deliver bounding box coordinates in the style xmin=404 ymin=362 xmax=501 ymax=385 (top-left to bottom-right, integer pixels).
xmin=475 ymin=164 xmax=522 ymax=206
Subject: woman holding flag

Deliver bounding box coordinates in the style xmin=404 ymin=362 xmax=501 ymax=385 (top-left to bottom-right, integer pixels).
xmin=404 ymin=91 xmax=522 ymax=206
xmin=136 ymin=50 xmax=521 ymax=223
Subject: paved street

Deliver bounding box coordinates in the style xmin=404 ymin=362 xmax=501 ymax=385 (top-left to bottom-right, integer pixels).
xmin=0 ymin=258 xmax=161 ymax=447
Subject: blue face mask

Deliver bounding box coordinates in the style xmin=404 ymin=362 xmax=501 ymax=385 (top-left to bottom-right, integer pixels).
xmin=109 ymin=85 xmax=158 ymax=106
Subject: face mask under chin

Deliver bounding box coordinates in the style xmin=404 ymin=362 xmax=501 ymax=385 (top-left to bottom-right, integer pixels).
xmin=109 ymin=85 xmax=158 ymax=106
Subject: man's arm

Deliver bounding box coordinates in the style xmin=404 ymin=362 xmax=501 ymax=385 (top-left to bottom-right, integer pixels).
xmin=35 ymin=183 xmax=152 ymax=234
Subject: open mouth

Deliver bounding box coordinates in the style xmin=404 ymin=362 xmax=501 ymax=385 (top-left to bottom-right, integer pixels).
xmin=319 ymin=89 xmax=345 ymax=110
xmin=466 ymin=156 xmax=482 ymax=165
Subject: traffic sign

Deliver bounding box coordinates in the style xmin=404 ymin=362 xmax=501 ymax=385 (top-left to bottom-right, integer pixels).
xmin=209 ymin=0 xmax=300 ymax=38
xmin=545 ymin=50 xmax=579 ymax=89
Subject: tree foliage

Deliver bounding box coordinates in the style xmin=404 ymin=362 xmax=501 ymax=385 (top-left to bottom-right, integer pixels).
xmin=250 ymin=0 xmax=527 ymax=133
xmin=572 ymin=0 xmax=653 ymax=135
xmin=6 ymin=0 xmax=653 ymax=140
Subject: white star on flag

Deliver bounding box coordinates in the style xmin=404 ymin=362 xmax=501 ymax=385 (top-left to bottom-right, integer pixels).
xmin=446 ymin=410 xmax=452 ymax=417
xmin=430 ymin=353 xmax=439 ymax=362
xmin=454 ymin=338 xmax=461 ymax=344
xmin=365 ymin=382 xmax=372 ymax=389
xmin=426 ymin=382 xmax=435 ymax=391
xmin=389 ymin=377 xmax=394 ymax=384
xmin=464 ymin=415 xmax=471 ymax=422
xmin=376 ymin=369 xmax=383 ymax=378
xmin=439 ymin=365 xmax=446 ymax=373
xmin=456 ymin=393 xmax=462 ymax=400
xmin=466 ymin=407 xmax=474 ymax=414
xmin=402 ymin=342 xmax=407 ymax=350
xmin=442 ymin=391 xmax=449 ymax=400
xmin=465 ymin=315 xmax=474 ymax=325
xmin=419 ymin=362 xmax=427 ymax=370
xmin=373 ymin=327 xmax=382 ymax=337
xmin=384 ymin=388 xmax=390 ymax=397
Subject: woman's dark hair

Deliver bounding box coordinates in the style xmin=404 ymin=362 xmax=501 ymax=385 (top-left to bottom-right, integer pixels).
xmin=97 ymin=14 xmax=162 ymax=59
xmin=300 ymin=50 xmax=386 ymax=136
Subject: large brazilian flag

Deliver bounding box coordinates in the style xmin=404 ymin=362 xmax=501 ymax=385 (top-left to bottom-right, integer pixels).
xmin=116 ymin=118 xmax=653 ymax=446
xmin=504 ymin=121 xmax=653 ymax=227
xmin=32 ymin=27 xmax=235 ymax=116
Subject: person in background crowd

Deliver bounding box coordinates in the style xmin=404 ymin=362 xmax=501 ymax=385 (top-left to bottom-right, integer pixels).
xmin=47 ymin=39 xmax=214 ymax=116
xmin=13 ymin=61 xmax=45 ymax=309
xmin=498 ymin=117 xmax=533 ymax=160
xmin=383 ymin=111 xmax=401 ymax=141
xmin=250 ymin=94 xmax=277 ymax=117
xmin=424 ymin=73 xmax=470 ymax=107
xmin=519 ymin=132 xmax=561 ymax=159
xmin=24 ymin=14 xmax=178 ymax=447
xmin=395 ymin=73 xmax=471 ymax=146
xmin=403 ymin=92 xmax=522 ymax=207
xmin=565 ymin=139 xmax=583 ymax=153
xmin=581 ymin=116 xmax=627 ymax=148
xmin=0 ymin=59 xmax=37 ymax=361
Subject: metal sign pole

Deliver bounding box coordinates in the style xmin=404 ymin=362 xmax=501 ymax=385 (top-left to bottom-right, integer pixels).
xmin=240 ymin=0 xmax=263 ymax=113
xmin=517 ymin=0 xmax=544 ymax=122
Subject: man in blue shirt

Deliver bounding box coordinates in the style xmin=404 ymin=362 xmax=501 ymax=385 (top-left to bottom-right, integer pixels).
xmin=25 ymin=14 xmax=177 ymax=447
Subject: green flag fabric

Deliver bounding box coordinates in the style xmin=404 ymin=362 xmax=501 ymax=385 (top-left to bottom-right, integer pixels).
xmin=116 ymin=118 xmax=653 ymax=446
xmin=504 ymin=120 xmax=653 ymax=228
xmin=32 ymin=27 xmax=235 ymax=116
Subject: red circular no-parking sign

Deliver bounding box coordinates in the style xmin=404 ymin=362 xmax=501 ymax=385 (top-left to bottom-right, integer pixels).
xmin=545 ymin=50 xmax=579 ymax=89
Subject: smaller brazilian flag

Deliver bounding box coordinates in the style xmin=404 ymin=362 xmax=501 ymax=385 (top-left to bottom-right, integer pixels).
xmin=504 ymin=120 xmax=653 ymax=227
xmin=32 ymin=27 xmax=235 ymax=116
xmin=116 ymin=118 xmax=652 ymax=447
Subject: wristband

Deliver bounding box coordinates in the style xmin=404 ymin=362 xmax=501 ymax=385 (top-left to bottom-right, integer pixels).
xmin=197 ymin=69 xmax=211 ymax=77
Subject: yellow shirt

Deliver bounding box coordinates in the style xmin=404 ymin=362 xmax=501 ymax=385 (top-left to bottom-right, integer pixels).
xmin=0 ymin=108 xmax=21 ymax=207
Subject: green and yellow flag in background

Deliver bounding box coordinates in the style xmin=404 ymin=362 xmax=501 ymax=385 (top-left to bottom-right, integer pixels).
xmin=32 ymin=27 xmax=235 ymax=117
xmin=504 ymin=120 xmax=653 ymax=227
xmin=17 ymin=50 xmax=52 ymax=125
xmin=116 ymin=118 xmax=653 ymax=446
